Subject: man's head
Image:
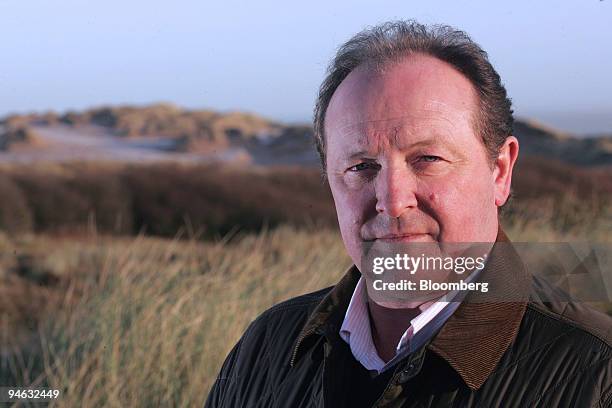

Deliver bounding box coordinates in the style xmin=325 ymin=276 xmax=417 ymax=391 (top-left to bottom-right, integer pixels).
xmin=316 ymin=21 xmax=519 ymax=268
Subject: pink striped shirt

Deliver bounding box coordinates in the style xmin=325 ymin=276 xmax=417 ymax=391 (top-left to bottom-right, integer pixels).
xmin=339 ymin=269 xmax=482 ymax=374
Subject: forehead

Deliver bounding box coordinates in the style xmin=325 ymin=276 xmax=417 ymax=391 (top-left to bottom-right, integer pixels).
xmin=325 ymin=54 xmax=480 ymax=148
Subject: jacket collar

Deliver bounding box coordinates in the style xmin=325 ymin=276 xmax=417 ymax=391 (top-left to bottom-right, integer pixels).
xmin=290 ymin=226 xmax=530 ymax=390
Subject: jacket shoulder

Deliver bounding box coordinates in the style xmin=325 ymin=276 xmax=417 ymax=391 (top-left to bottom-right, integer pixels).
xmin=235 ymin=285 xmax=334 ymax=362
xmin=256 ymin=285 xmax=334 ymax=322
xmin=527 ymin=299 xmax=612 ymax=348
xmin=205 ymin=286 xmax=333 ymax=407
xmin=507 ymin=302 xmax=612 ymax=406
xmin=248 ymin=286 xmax=332 ymax=351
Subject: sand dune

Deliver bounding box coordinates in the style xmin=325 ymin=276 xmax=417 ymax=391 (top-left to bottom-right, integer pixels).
xmin=1 ymin=105 xmax=610 ymax=167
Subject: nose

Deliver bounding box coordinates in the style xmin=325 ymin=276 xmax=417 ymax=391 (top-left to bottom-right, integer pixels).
xmin=375 ymin=163 xmax=418 ymax=218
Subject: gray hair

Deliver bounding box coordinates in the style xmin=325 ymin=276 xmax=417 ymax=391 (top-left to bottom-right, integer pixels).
xmin=313 ymin=20 xmax=514 ymax=172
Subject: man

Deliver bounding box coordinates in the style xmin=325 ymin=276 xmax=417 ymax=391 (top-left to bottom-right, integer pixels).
xmin=205 ymin=21 xmax=611 ymax=407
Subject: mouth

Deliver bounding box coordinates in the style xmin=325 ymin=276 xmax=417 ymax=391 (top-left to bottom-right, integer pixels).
xmin=375 ymin=233 xmax=432 ymax=243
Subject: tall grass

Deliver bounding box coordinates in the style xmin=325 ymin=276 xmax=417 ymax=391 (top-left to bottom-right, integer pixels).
xmin=1 ymin=226 xmax=349 ymax=407
xmin=1 ymin=213 xmax=610 ymax=407
xmin=0 ymin=163 xmax=336 ymax=237
xmin=0 ymin=159 xmax=609 ymax=239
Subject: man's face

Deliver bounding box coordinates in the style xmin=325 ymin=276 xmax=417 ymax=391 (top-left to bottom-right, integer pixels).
xmin=325 ymin=54 xmax=516 ymax=270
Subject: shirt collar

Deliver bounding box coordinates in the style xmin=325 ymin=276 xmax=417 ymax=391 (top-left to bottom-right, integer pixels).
xmin=339 ymin=261 xmax=487 ymax=373
xmin=339 ymin=277 xmax=385 ymax=371
xmin=290 ymin=226 xmax=531 ymax=390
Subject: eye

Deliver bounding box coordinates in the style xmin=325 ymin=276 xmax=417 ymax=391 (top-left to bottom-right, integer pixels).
xmin=418 ymin=155 xmax=442 ymax=163
xmin=347 ymin=162 xmax=378 ymax=172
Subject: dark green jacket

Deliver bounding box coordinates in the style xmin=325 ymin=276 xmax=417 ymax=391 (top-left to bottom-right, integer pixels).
xmin=205 ymin=230 xmax=612 ymax=407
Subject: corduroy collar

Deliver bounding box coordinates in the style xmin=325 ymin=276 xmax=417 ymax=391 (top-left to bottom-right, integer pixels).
xmin=290 ymin=226 xmax=531 ymax=390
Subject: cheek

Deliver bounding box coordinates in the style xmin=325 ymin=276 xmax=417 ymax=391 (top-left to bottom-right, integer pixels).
xmin=329 ymin=178 xmax=372 ymax=263
xmin=329 ymin=176 xmax=371 ymax=224
xmin=334 ymin=189 xmax=367 ymax=236
xmin=422 ymin=174 xmax=495 ymax=240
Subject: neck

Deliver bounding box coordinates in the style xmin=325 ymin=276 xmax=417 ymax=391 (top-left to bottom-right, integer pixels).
xmin=366 ymin=298 xmax=427 ymax=362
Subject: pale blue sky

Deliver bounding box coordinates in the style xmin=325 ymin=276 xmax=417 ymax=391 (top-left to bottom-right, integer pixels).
xmin=1 ymin=0 xmax=611 ymax=133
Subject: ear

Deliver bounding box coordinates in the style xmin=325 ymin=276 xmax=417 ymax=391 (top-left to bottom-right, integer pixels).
xmin=493 ymin=136 xmax=519 ymax=207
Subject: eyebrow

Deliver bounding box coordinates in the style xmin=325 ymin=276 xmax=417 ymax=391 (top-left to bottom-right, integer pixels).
xmin=347 ymin=150 xmax=372 ymax=160
xmin=345 ymin=136 xmax=453 ymax=160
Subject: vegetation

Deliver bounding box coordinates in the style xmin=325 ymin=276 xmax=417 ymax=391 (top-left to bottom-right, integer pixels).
xmin=0 ymin=159 xmax=609 ymax=238
xmin=0 ymin=162 xmax=336 ymax=238
xmin=0 ymin=226 xmax=349 ymax=406
xmin=0 ymin=159 xmax=610 ymax=407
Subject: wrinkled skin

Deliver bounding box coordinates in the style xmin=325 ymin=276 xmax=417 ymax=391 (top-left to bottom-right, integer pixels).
xmin=325 ymin=54 xmax=518 ymax=276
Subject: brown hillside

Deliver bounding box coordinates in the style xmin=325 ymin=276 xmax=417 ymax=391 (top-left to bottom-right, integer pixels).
xmin=2 ymin=105 xmax=611 ymax=166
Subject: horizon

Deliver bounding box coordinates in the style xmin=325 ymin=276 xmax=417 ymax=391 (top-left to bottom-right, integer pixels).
xmin=2 ymin=102 xmax=610 ymax=138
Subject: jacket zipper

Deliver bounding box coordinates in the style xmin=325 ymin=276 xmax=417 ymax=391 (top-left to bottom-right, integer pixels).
xmin=289 ymin=326 xmax=319 ymax=367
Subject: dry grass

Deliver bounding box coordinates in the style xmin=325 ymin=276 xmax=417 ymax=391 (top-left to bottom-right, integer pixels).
xmin=0 ymin=162 xmax=336 ymax=237
xmin=1 ymin=226 xmax=350 ymax=407
xmin=0 ymin=159 xmax=610 ymax=240
xmin=0 ymin=216 xmax=610 ymax=407
xmin=0 ymin=158 xmax=610 ymax=407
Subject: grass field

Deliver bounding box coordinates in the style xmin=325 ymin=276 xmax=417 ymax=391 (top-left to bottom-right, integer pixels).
xmin=0 ymin=159 xmax=611 ymax=407
xmin=1 ymin=225 xmax=351 ymax=407
xmin=1 ymin=215 xmax=611 ymax=407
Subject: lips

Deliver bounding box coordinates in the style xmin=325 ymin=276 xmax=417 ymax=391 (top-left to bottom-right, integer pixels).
xmin=375 ymin=233 xmax=431 ymax=242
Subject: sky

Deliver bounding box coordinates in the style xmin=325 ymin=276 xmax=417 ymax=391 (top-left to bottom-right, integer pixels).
xmin=0 ymin=0 xmax=611 ymax=134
